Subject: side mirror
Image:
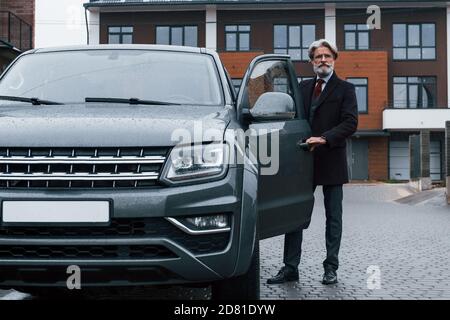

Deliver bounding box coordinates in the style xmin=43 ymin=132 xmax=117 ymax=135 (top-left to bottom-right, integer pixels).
xmin=249 ymin=92 xmax=295 ymax=121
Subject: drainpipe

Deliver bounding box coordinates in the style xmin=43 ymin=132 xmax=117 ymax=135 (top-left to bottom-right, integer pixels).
xmin=85 ymin=8 xmax=89 ymax=45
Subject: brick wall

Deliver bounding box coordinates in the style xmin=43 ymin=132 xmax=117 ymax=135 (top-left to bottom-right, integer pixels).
xmin=220 ymin=51 xmax=390 ymax=181
xmin=1 ymin=0 xmax=34 ymax=26
xmin=334 ymin=51 xmax=388 ymax=131
xmin=219 ymin=51 xmax=264 ymax=78
xmin=100 ymin=11 xmax=206 ymax=46
xmin=217 ymin=9 xmax=324 ymax=78
xmin=219 ymin=50 xmax=388 ymax=132
xmin=0 ymin=0 xmax=34 ymax=47
xmin=337 ymin=7 xmax=447 ymax=108
xmin=368 ymin=137 xmax=388 ymax=180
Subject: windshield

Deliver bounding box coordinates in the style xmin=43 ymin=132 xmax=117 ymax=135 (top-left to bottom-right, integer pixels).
xmin=0 ymin=49 xmax=224 ymax=106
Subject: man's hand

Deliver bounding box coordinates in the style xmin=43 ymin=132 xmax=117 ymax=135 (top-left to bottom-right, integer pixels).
xmin=305 ymin=136 xmax=327 ymax=151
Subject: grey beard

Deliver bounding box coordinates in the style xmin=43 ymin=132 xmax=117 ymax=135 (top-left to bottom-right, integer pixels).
xmin=314 ymin=64 xmax=334 ymax=77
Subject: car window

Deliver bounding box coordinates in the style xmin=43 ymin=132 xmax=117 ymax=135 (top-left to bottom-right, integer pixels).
xmin=0 ymin=50 xmax=224 ymax=106
xmin=241 ymin=59 xmax=297 ymax=117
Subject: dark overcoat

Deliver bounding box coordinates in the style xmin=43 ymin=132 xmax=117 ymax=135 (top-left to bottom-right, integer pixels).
xmin=300 ymin=72 xmax=358 ymax=185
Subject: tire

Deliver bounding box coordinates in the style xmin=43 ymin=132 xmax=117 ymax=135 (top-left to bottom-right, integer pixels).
xmin=210 ymin=241 xmax=260 ymax=300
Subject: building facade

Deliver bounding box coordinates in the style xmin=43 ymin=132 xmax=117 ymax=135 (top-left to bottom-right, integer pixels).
xmin=40 ymin=0 xmax=450 ymax=182
xmin=0 ymin=0 xmax=34 ymax=71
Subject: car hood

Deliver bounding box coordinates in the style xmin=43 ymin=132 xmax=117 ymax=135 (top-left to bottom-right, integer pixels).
xmin=0 ymin=103 xmax=231 ymax=147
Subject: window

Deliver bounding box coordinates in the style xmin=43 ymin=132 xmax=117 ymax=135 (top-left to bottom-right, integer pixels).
xmin=274 ymin=24 xmax=315 ymax=61
xmin=231 ymin=78 xmax=242 ymax=94
xmin=156 ymin=26 xmax=198 ymax=47
xmin=108 ymin=26 xmax=133 ymax=44
xmin=347 ymin=78 xmax=368 ymax=113
xmin=273 ymin=78 xmax=289 ymax=93
xmin=225 ymin=25 xmax=250 ymax=51
xmin=393 ymin=23 xmax=435 ymax=60
xmin=242 ymin=60 xmax=296 ymax=115
xmin=393 ymin=77 xmax=436 ymax=108
xmin=0 ymin=50 xmax=224 ymax=106
xmin=344 ymin=24 xmax=369 ymax=50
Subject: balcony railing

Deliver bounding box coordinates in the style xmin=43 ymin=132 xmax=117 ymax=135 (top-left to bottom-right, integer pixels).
xmin=0 ymin=11 xmax=32 ymax=52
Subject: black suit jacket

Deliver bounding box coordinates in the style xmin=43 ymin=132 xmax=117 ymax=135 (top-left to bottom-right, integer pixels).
xmin=300 ymin=72 xmax=358 ymax=185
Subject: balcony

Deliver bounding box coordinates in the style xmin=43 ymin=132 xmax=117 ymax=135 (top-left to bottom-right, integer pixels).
xmin=383 ymin=105 xmax=450 ymax=131
xmin=0 ymin=11 xmax=32 ymax=52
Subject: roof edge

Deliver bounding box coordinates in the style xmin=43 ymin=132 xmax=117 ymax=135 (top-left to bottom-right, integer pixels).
xmin=84 ymin=0 xmax=449 ymax=9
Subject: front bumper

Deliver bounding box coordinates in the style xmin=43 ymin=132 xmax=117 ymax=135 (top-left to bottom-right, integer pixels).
xmin=0 ymin=167 xmax=246 ymax=288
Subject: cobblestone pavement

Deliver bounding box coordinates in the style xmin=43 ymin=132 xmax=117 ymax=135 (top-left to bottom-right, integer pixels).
xmin=1 ymin=183 xmax=449 ymax=300
xmin=260 ymin=183 xmax=450 ymax=300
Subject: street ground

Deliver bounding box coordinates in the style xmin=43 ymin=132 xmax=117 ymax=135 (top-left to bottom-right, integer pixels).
xmin=1 ymin=183 xmax=449 ymax=300
xmin=261 ymin=183 xmax=450 ymax=300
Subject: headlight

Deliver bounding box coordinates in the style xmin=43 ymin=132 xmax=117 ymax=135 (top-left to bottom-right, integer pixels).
xmin=185 ymin=214 xmax=229 ymax=229
xmin=160 ymin=142 xmax=229 ymax=185
xmin=166 ymin=214 xmax=231 ymax=234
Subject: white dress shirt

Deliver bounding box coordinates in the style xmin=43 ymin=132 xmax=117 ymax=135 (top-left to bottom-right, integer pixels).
xmin=315 ymin=70 xmax=334 ymax=92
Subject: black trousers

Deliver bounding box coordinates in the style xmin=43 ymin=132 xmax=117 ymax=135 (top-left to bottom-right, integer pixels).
xmin=283 ymin=184 xmax=343 ymax=272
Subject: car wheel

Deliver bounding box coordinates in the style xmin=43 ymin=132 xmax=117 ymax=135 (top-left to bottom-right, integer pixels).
xmin=210 ymin=240 xmax=260 ymax=300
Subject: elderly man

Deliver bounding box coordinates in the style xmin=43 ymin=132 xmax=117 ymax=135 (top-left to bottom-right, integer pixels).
xmin=267 ymin=39 xmax=358 ymax=285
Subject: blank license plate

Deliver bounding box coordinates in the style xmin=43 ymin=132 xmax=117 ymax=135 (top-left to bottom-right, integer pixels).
xmin=2 ymin=201 xmax=110 ymax=223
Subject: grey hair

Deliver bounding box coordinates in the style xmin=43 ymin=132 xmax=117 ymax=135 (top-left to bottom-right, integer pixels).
xmin=308 ymin=39 xmax=339 ymax=60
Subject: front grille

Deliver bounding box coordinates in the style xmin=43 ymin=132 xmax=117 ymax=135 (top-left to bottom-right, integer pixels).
xmin=0 ymin=218 xmax=231 ymax=255
xmin=0 ymin=266 xmax=182 ymax=285
xmin=0 ymin=147 xmax=169 ymax=189
xmin=0 ymin=245 xmax=176 ymax=259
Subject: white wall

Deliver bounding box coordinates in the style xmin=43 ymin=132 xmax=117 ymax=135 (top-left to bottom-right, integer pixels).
xmin=35 ymin=0 xmax=98 ymax=48
xmin=205 ymin=5 xmax=217 ymax=51
xmin=383 ymin=109 xmax=450 ymax=130
xmin=324 ymin=3 xmax=336 ymax=45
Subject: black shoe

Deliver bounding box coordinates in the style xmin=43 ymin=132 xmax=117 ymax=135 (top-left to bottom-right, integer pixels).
xmin=267 ymin=266 xmax=299 ymax=284
xmin=322 ymin=270 xmax=338 ymax=285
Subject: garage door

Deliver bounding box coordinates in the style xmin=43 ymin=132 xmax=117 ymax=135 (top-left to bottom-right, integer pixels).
xmin=430 ymin=141 xmax=441 ymax=180
xmin=389 ymin=140 xmax=441 ymax=181
xmin=389 ymin=141 xmax=409 ymax=180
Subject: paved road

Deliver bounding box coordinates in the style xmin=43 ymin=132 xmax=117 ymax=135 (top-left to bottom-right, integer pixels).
xmin=1 ymin=183 xmax=449 ymax=300
xmin=261 ymin=184 xmax=450 ymax=300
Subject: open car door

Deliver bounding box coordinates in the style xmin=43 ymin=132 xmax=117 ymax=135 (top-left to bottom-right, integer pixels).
xmin=237 ymin=54 xmax=314 ymax=239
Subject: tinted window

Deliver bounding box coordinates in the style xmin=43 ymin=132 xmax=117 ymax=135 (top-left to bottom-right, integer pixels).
xmin=347 ymin=78 xmax=368 ymax=113
xmin=393 ymin=76 xmax=436 ymax=108
xmin=108 ymin=26 xmax=133 ymax=44
xmin=225 ymin=25 xmax=251 ymax=51
xmin=155 ymin=26 xmax=198 ymax=47
xmin=393 ymin=23 xmax=435 ymax=60
xmin=273 ymin=25 xmax=315 ymax=61
xmin=344 ymin=24 xmax=370 ymax=50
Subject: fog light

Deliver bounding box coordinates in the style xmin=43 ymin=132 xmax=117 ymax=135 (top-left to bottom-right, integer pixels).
xmin=185 ymin=214 xmax=229 ymax=230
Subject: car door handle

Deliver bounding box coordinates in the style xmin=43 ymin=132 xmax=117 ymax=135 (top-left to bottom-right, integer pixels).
xmin=297 ymin=141 xmax=311 ymax=151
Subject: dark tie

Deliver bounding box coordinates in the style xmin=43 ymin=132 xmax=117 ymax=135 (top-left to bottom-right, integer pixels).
xmin=313 ymin=78 xmax=325 ymax=99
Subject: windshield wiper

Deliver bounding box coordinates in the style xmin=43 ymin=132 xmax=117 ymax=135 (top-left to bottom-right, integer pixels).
xmin=85 ymin=97 xmax=180 ymax=106
xmin=0 ymin=95 xmax=63 ymax=105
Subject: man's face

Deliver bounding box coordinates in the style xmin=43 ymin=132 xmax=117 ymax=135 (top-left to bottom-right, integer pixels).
xmin=311 ymin=46 xmax=335 ymax=77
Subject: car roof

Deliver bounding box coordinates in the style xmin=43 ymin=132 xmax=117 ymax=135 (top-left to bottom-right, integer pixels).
xmin=30 ymin=44 xmax=211 ymax=55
